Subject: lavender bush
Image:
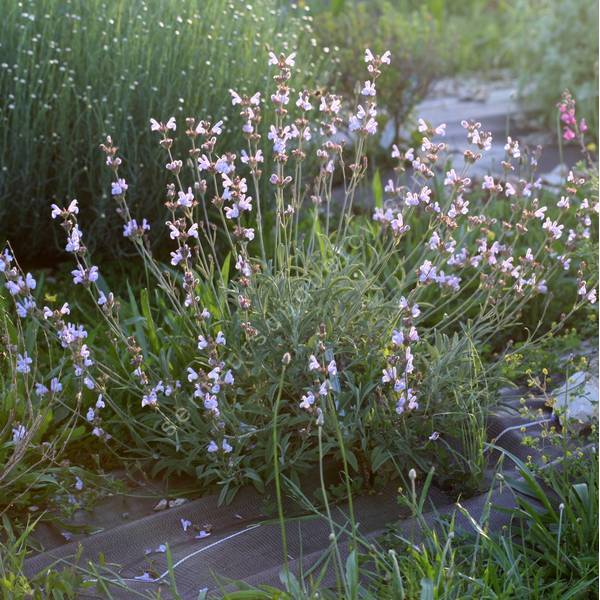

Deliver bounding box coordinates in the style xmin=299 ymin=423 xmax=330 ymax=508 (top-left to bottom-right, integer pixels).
xmin=1 ymin=50 xmax=597 ymax=509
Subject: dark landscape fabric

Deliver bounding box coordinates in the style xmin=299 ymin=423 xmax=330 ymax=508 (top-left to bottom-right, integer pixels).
xmin=23 ymin=392 xmax=568 ymax=599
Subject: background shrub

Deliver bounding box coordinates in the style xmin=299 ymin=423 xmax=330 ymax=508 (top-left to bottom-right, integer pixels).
xmin=511 ymin=0 xmax=599 ymax=137
xmin=312 ymin=0 xmax=443 ymax=145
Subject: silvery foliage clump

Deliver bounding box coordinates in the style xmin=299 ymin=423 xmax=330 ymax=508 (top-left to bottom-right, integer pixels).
xmin=2 ymin=48 xmax=597 ymax=500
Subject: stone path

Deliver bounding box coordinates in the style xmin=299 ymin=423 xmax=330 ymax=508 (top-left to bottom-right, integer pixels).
xmin=382 ymin=75 xmax=584 ymax=180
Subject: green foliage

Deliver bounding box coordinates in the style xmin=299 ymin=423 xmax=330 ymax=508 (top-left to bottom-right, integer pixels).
xmin=0 ymin=281 xmax=120 ymax=531
xmin=0 ymin=517 xmax=89 ymax=599
xmin=313 ymin=0 xmax=442 ymax=143
xmin=0 ymin=0 xmax=318 ymax=264
xmin=511 ymin=0 xmax=599 ymax=137
xmin=500 ymin=327 xmax=588 ymax=384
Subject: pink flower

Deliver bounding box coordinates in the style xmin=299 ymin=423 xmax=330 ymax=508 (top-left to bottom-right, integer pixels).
xmin=563 ymin=127 xmax=575 ymax=141
xmin=560 ymin=110 xmax=575 ymax=125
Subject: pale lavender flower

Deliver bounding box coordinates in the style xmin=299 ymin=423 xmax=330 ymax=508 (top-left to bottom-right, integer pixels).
xmin=390 ymin=213 xmax=409 ymax=235
xmin=111 ymin=178 xmax=128 ymax=196
xmin=16 ymin=297 xmax=36 ymax=318
xmin=392 ymin=330 xmax=404 ymax=346
xmin=203 ymin=394 xmax=219 ymax=413
xmin=361 ymin=81 xmax=376 ymax=96
xmin=170 ymin=247 xmax=188 ymax=266
xmin=268 ymin=51 xmax=296 ymax=67
xmin=25 ymin=273 xmax=36 ymax=290
xmin=166 ymin=159 xmax=183 ymax=172
xmin=16 ymin=352 xmax=32 ymax=373
xmin=364 ymin=118 xmax=377 ymax=135
xmin=207 ymin=367 xmax=220 ymax=381
xmin=71 ymin=265 xmax=99 ymax=285
xmin=418 ymin=260 xmax=437 ymax=283
xmin=196 ymin=530 xmax=211 ymax=539
xmin=12 ymin=424 xmax=27 ymax=443
xmin=214 ymin=156 xmax=233 ymax=174
xmin=482 ymin=175 xmax=496 ymax=190
xmin=235 ymin=255 xmax=252 ymax=277
xmin=300 ymin=391 xmax=315 ymax=410
xmin=504 ymin=136 xmax=520 ymax=158
xmin=0 ymin=249 xmax=13 ymax=272
xmin=308 ymin=355 xmax=320 ymax=371
xmin=65 ymin=225 xmax=83 ymax=252
xmin=57 ymin=322 xmax=88 ymax=348
xmin=542 ymin=218 xmax=564 ymax=240
xmin=405 ymin=191 xmax=419 ymax=207
xmin=373 ymin=207 xmax=394 ymax=223
xmin=428 ymin=231 xmax=441 ymax=250
xmin=35 ymin=382 xmax=49 ymax=396
xmin=229 ymin=89 xmax=242 ymax=105
xmin=198 ymin=155 xmax=211 ymax=171
xmin=141 ymin=390 xmax=158 ymax=408
xmin=434 ymin=123 xmax=446 ymax=136
xmin=150 ymin=117 xmax=176 ymax=132
xmin=296 ymin=91 xmax=312 ymax=111
xmin=123 ymin=218 xmax=150 ymax=238
xmin=181 ymin=518 xmax=192 ymax=532
xmin=177 ymin=188 xmax=194 ymax=208
xmin=50 ymin=199 xmax=79 ymax=219
xmin=393 ymin=379 xmax=406 ymax=393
